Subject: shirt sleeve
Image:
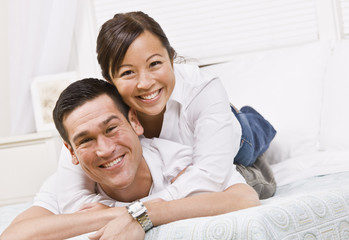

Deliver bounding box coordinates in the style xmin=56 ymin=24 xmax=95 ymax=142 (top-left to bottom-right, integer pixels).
xmin=56 ymin=146 xmax=116 ymax=213
xmin=160 ymin=70 xmax=244 ymax=200
xmin=33 ymin=173 xmax=60 ymax=214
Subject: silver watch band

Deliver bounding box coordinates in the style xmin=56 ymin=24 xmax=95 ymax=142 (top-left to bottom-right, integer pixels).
xmin=126 ymin=200 xmax=153 ymax=232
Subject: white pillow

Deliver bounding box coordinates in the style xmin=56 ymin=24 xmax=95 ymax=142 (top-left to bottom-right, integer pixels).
xmin=319 ymin=41 xmax=349 ymax=151
xmin=203 ymin=41 xmax=331 ymax=163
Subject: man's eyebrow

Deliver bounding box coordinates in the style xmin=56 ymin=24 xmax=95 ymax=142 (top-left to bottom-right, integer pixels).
xmin=72 ymin=131 xmax=89 ymax=144
xmin=101 ymin=115 xmax=120 ymax=126
xmin=71 ymin=115 xmax=120 ymax=144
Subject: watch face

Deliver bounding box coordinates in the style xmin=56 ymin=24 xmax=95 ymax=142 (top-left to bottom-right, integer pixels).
xmin=127 ymin=201 xmax=146 ymax=218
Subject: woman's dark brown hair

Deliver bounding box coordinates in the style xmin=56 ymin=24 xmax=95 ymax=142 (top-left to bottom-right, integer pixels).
xmin=97 ymin=11 xmax=176 ymax=83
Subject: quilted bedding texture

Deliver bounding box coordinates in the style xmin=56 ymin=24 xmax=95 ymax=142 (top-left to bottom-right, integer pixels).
xmin=144 ymin=171 xmax=349 ymax=240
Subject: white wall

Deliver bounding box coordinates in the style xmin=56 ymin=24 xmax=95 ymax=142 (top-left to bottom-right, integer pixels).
xmin=0 ymin=0 xmax=10 ymax=137
xmin=0 ymin=0 xmax=345 ymax=139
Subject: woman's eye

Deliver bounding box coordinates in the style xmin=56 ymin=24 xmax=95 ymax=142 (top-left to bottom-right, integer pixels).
xmin=150 ymin=61 xmax=161 ymax=67
xmin=120 ymin=70 xmax=133 ymax=77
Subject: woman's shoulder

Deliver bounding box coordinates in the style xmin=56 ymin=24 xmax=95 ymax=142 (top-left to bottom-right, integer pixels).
xmin=172 ymin=64 xmax=223 ymax=107
xmin=174 ymin=63 xmax=198 ymax=80
xmin=174 ymin=63 xmax=217 ymax=86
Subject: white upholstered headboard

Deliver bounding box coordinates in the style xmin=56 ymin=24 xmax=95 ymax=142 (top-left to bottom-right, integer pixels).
xmin=0 ymin=131 xmax=61 ymax=206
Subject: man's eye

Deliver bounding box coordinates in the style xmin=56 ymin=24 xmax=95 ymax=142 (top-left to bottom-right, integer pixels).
xmin=79 ymin=138 xmax=92 ymax=145
xmin=106 ymin=126 xmax=117 ymax=133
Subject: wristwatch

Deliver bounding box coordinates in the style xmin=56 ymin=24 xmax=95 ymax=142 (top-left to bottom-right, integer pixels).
xmin=126 ymin=200 xmax=153 ymax=232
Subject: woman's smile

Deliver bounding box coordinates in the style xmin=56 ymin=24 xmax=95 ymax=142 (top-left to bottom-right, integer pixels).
xmin=137 ymin=88 xmax=162 ymax=102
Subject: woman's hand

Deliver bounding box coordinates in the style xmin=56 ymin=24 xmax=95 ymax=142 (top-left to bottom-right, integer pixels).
xmin=171 ymin=167 xmax=188 ymax=183
xmin=78 ymin=202 xmax=110 ymax=212
xmin=88 ymin=207 xmax=145 ymax=240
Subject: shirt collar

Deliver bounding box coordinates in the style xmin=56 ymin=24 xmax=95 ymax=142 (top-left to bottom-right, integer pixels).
xmin=168 ymin=64 xmax=183 ymax=106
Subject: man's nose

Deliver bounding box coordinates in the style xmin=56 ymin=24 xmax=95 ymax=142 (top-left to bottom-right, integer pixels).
xmin=96 ymin=136 xmax=115 ymax=158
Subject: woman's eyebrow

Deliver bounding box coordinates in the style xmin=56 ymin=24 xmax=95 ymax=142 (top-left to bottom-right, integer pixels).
xmin=146 ymin=53 xmax=162 ymax=62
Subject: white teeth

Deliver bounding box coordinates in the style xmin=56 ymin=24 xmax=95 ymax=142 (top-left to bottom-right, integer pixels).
xmin=140 ymin=90 xmax=159 ymax=100
xmin=102 ymin=157 xmax=122 ymax=168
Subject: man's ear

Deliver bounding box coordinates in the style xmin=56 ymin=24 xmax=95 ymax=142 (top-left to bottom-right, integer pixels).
xmin=128 ymin=109 xmax=144 ymax=136
xmin=64 ymin=142 xmax=79 ymax=165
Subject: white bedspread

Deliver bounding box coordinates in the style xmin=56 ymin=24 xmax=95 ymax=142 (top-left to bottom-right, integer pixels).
xmin=145 ymin=171 xmax=349 ymax=239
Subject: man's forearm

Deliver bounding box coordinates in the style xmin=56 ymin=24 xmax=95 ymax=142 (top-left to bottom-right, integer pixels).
xmin=0 ymin=206 xmax=118 ymax=240
xmin=145 ymin=183 xmax=260 ymax=226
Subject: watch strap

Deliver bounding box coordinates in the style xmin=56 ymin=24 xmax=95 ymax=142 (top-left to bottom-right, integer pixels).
xmin=126 ymin=200 xmax=153 ymax=232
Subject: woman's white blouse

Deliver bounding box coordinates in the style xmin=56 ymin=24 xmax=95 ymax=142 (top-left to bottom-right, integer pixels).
xmin=158 ymin=64 xmax=242 ymax=198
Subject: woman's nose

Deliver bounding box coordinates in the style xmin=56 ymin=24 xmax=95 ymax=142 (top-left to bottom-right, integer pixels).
xmin=137 ymin=71 xmax=154 ymax=89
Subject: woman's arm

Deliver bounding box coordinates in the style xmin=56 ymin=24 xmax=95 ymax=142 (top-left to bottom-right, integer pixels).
xmin=147 ymin=183 xmax=259 ymax=225
xmin=159 ymin=68 xmax=244 ymax=200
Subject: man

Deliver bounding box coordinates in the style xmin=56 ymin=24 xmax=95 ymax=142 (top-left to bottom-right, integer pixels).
xmin=0 ymin=78 xmax=259 ymax=240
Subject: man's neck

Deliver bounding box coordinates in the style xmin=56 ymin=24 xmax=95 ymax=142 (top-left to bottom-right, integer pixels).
xmin=100 ymin=158 xmax=153 ymax=202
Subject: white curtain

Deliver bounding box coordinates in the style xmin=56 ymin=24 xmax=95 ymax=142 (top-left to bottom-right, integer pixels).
xmin=92 ymin=0 xmax=319 ymax=65
xmin=8 ymin=0 xmax=78 ymax=135
xmin=339 ymin=0 xmax=349 ymax=39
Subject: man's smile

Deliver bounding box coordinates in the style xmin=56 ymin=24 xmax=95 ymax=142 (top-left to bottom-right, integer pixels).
xmin=100 ymin=155 xmax=124 ymax=168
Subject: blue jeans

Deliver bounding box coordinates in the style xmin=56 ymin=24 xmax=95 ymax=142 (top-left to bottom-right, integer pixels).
xmin=231 ymin=105 xmax=276 ymax=166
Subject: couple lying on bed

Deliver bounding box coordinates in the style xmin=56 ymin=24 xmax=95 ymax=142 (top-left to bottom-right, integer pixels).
xmin=1 ymin=11 xmax=276 ymax=240
xmin=1 ymin=78 xmax=275 ymax=240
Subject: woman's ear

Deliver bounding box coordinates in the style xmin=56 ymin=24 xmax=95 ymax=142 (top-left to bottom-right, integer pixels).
xmin=128 ymin=109 xmax=144 ymax=136
xmin=64 ymin=142 xmax=79 ymax=165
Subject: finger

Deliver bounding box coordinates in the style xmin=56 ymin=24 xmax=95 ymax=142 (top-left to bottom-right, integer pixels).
xmin=88 ymin=232 xmax=100 ymax=240
xmin=88 ymin=227 xmax=104 ymax=240
xmin=171 ymin=167 xmax=188 ymax=183
xmin=78 ymin=202 xmax=97 ymax=212
xmin=147 ymin=198 xmax=165 ymax=203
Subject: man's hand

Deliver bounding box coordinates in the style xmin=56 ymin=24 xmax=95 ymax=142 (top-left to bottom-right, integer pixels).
xmin=88 ymin=207 xmax=145 ymax=240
